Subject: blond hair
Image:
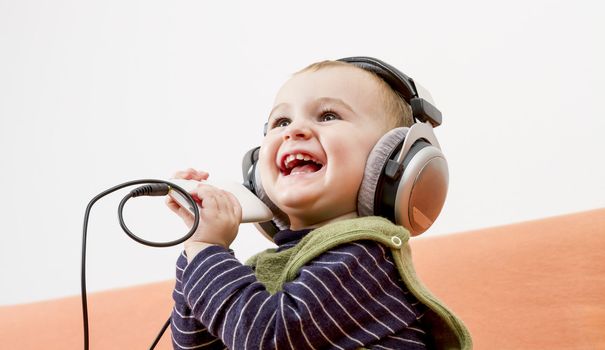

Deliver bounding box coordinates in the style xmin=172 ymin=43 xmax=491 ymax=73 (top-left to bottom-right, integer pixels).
xmin=296 ymin=60 xmax=413 ymax=129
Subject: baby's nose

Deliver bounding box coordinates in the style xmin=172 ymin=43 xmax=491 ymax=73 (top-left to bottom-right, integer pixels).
xmin=283 ymin=121 xmax=312 ymax=140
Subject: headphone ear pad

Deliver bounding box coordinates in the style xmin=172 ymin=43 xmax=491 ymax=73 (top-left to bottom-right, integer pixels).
xmin=358 ymin=127 xmax=408 ymax=217
xmin=253 ymin=164 xmax=290 ymax=230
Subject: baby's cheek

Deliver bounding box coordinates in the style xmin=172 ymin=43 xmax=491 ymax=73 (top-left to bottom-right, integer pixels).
xmin=337 ymin=157 xmax=367 ymax=205
xmin=256 ymin=147 xmax=277 ymax=194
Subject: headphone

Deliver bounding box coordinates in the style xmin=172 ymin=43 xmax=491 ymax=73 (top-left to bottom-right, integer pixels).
xmin=242 ymin=56 xmax=448 ymax=239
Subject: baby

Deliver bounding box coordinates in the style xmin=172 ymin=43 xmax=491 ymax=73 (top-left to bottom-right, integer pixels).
xmin=167 ymin=58 xmax=471 ymax=349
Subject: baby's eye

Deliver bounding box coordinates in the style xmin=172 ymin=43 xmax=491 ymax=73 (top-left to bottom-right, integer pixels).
xmin=320 ymin=112 xmax=339 ymax=122
xmin=272 ymin=117 xmax=291 ymax=129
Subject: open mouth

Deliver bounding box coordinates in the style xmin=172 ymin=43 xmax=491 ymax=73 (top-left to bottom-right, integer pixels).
xmin=280 ymin=152 xmax=324 ymax=176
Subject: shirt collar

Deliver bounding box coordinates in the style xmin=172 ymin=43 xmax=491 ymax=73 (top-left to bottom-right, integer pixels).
xmin=273 ymin=228 xmax=312 ymax=246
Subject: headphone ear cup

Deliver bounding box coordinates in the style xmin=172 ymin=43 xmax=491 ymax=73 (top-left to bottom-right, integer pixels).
xmin=252 ymin=164 xmax=290 ymax=230
xmin=358 ymin=126 xmax=449 ymax=236
xmin=242 ymin=147 xmax=289 ymax=241
xmin=358 ymin=127 xmax=408 ymax=217
xmin=393 ymin=139 xmax=448 ymax=236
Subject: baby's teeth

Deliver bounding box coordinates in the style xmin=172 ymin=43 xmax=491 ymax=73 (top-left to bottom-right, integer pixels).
xmin=284 ymin=153 xmax=319 ymax=169
xmin=285 ymin=154 xmax=295 ymax=169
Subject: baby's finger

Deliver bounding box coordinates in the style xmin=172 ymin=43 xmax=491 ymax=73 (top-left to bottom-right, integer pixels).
xmin=165 ymin=197 xmax=194 ymax=225
xmin=195 ymin=184 xmax=220 ymax=211
xmin=165 ymin=196 xmax=180 ymax=212
xmin=189 ymin=170 xmax=210 ymax=182
xmin=165 ymin=196 xmax=189 ymax=216
xmin=210 ymin=189 xmax=229 ymax=212
xmin=223 ymin=191 xmax=243 ymax=222
xmin=172 ymin=168 xmax=196 ymax=179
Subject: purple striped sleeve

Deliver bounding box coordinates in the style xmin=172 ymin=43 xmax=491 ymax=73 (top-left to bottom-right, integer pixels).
xmin=178 ymin=241 xmax=427 ymax=349
xmin=171 ymin=251 xmax=225 ymax=349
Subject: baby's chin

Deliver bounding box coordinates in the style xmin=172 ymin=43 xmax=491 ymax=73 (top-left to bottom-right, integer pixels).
xmin=282 ymin=205 xmax=358 ymax=230
xmin=271 ymin=189 xmax=320 ymax=212
xmin=275 ymin=191 xmax=356 ymax=221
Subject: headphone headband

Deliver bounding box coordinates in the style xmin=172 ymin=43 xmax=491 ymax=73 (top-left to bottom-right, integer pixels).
xmin=337 ymin=56 xmax=443 ymax=127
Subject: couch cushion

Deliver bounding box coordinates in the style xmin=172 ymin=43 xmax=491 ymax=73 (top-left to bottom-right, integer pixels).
xmin=1 ymin=208 xmax=603 ymax=349
xmin=410 ymin=208 xmax=605 ymax=349
xmin=0 ymin=281 xmax=175 ymax=349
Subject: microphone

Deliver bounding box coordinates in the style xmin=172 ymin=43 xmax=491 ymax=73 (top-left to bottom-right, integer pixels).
xmin=165 ymin=178 xmax=274 ymax=223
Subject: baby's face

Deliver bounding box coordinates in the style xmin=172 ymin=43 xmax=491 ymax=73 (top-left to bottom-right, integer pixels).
xmin=259 ymin=66 xmax=391 ymax=229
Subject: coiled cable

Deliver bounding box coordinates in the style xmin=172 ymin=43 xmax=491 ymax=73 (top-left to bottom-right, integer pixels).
xmin=81 ymin=179 xmax=200 ymax=350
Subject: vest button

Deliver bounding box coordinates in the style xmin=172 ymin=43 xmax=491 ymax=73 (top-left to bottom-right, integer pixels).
xmin=391 ymin=236 xmax=402 ymax=247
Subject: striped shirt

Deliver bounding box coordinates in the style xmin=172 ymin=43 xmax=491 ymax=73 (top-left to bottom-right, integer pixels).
xmin=171 ymin=228 xmax=428 ymax=349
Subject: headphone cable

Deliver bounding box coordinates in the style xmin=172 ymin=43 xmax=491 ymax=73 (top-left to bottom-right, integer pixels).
xmin=81 ymin=179 xmax=200 ymax=350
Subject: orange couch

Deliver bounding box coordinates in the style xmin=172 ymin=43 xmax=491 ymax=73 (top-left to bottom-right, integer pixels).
xmin=1 ymin=208 xmax=604 ymax=349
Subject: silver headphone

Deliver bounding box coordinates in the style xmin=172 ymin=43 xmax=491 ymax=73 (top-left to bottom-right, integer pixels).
xmin=242 ymin=56 xmax=448 ymax=239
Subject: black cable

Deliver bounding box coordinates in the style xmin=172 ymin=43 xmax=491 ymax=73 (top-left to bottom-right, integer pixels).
xmin=149 ymin=316 xmax=172 ymax=350
xmin=81 ymin=179 xmax=200 ymax=350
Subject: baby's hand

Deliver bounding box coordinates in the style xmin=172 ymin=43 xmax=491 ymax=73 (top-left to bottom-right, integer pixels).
xmin=165 ymin=168 xmax=209 ymax=226
xmin=166 ymin=168 xmax=242 ymax=249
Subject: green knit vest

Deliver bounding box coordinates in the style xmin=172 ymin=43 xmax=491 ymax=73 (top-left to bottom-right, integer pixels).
xmin=246 ymin=216 xmax=472 ymax=350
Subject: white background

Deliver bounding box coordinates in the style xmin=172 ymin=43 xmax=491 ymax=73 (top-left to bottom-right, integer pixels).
xmin=1 ymin=0 xmax=603 ymax=305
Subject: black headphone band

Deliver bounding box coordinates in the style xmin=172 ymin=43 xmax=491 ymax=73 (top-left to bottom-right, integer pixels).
xmin=337 ymin=56 xmax=442 ymax=127
xmin=337 ymin=56 xmax=417 ymax=101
